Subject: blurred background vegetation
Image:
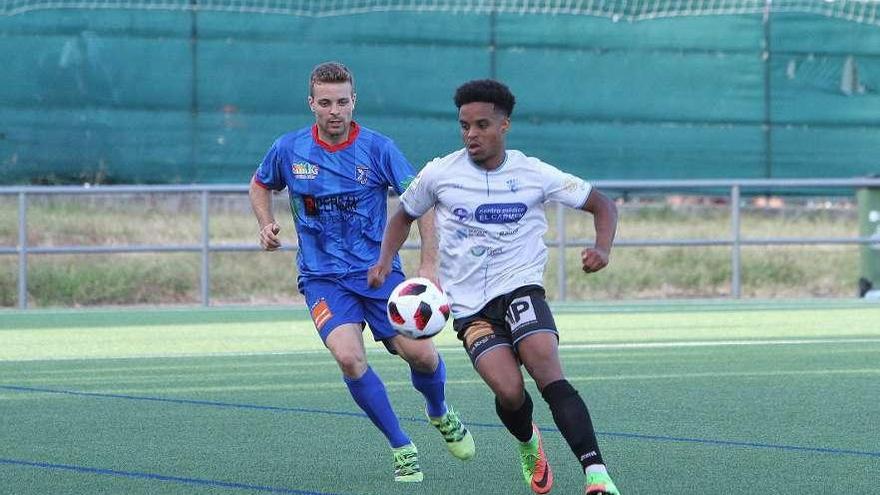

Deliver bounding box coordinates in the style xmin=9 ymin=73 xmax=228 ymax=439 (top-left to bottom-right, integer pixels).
xmin=0 ymin=193 xmax=862 ymax=308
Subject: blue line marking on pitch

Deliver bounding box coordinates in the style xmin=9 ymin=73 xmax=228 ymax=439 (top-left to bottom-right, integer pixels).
xmin=595 ymin=430 xmax=880 ymax=458
xmin=0 ymin=384 xmax=366 ymax=419
xmin=461 ymin=422 xmax=880 ymax=459
xmin=3 ymin=384 xmax=879 ymax=460
xmin=0 ymin=458 xmax=347 ymax=495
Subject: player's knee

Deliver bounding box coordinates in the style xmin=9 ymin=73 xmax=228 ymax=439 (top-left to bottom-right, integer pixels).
xmin=394 ymin=338 xmax=437 ymax=372
xmin=333 ymin=350 xmax=367 ymax=377
xmin=517 ymin=331 xmax=559 ymax=361
xmin=529 ymin=366 xmax=565 ymax=390
xmin=403 ymin=349 xmax=437 ymax=373
xmin=493 ymin=380 xmax=527 ymax=410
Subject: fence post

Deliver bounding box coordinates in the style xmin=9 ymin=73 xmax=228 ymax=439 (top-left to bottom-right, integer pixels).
xmin=200 ymin=190 xmax=210 ymax=306
xmin=731 ymin=185 xmax=742 ymax=298
xmin=556 ymin=201 xmax=567 ymax=301
xmin=18 ymin=192 xmax=28 ymax=309
xmin=857 ymin=184 xmax=880 ymax=298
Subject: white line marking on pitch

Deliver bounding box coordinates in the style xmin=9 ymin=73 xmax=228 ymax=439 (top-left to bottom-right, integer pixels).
xmin=2 ymin=337 xmax=880 ymax=363
xmin=557 ymin=338 xmax=880 ymax=350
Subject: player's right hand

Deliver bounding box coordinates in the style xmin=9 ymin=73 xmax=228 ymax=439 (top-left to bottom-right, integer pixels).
xmin=367 ymin=263 xmax=390 ymax=288
xmin=259 ymin=222 xmax=281 ymax=251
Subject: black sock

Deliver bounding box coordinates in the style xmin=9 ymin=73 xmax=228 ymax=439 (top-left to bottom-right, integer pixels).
xmin=495 ymin=390 xmax=534 ymax=442
xmin=541 ymin=379 xmax=604 ymax=469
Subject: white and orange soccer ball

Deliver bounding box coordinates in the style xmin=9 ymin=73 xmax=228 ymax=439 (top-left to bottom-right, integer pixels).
xmin=387 ymin=277 xmax=450 ymax=339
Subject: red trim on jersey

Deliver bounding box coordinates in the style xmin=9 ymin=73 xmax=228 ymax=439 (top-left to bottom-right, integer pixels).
xmin=252 ymin=175 xmax=272 ymax=190
xmin=312 ymin=121 xmax=360 ymax=152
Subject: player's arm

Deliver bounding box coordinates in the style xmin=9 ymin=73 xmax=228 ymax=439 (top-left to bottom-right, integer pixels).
xmin=415 ymin=208 xmax=439 ymax=283
xmin=249 ymin=176 xmax=282 ymax=251
xmin=580 ymin=188 xmax=618 ymax=273
xmin=368 ymin=205 xmax=419 ymax=288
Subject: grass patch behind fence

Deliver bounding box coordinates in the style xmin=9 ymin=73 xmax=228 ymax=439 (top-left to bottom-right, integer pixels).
xmin=0 ymin=193 xmax=866 ymax=308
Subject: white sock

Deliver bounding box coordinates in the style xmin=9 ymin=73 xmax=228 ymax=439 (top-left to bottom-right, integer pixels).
xmin=585 ymin=464 xmax=607 ymax=476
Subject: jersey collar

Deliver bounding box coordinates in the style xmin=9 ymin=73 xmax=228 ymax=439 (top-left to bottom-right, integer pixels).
xmin=312 ymin=121 xmax=361 ymax=152
xmin=468 ymin=150 xmax=509 ymax=173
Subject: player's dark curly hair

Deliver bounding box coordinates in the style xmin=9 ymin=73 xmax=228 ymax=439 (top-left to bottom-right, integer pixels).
xmin=453 ymin=79 xmax=516 ymax=117
xmin=310 ymin=61 xmax=354 ymax=96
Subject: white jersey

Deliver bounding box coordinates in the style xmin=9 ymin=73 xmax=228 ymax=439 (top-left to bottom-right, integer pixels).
xmin=400 ymin=148 xmax=592 ymax=317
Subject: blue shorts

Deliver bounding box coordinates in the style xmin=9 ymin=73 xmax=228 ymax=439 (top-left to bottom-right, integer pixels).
xmin=300 ymin=270 xmax=406 ymax=344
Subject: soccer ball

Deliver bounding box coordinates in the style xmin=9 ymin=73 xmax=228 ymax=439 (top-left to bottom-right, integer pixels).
xmin=387 ymin=277 xmax=450 ymax=339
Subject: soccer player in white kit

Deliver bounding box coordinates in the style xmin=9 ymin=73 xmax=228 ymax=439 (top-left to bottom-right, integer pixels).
xmin=368 ymin=79 xmax=621 ymax=495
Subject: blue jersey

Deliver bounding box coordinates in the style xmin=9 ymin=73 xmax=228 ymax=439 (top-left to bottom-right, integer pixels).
xmin=254 ymin=122 xmax=415 ymax=282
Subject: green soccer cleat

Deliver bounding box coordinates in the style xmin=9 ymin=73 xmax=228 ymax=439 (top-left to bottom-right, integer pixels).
xmin=585 ymin=468 xmax=620 ymax=495
xmin=392 ymin=443 xmax=423 ymax=482
xmin=518 ymin=424 xmax=553 ymax=494
xmin=429 ymin=406 xmax=475 ymax=461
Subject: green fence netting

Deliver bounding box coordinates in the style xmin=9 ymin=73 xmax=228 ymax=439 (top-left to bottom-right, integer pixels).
xmin=1 ymin=1 xmax=879 ymax=185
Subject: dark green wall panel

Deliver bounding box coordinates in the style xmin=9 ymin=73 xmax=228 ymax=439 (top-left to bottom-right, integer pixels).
xmin=1 ymin=8 xmax=879 ymax=184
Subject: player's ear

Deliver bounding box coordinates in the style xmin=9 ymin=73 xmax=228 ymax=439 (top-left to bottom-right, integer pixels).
xmin=307 ymin=96 xmax=316 ymax=113
xmin=501 ymin=117 xmax=510 ymax=133
xmin=351 ymin=92 xmax=357 ymax=109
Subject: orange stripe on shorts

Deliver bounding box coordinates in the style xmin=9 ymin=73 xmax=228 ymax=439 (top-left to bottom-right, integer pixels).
xmin=311 ymin=299 xmax=333 ymax=331
xmin=463 ymin=320 xmax=494 ymax=348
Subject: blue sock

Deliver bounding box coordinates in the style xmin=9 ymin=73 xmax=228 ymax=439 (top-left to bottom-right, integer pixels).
xmin=344 ymin=366 xmax=411 ymax=448
xmin=410 ymin=355 xmax=448 ymax=418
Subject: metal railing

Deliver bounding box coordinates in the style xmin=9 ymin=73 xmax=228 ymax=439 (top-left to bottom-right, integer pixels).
xmin=2 ymin=178 xmax=879 ymax=310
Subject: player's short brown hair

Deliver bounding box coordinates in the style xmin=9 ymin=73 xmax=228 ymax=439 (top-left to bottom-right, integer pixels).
xmin=309 ymin=61 xmax=354 ymax=96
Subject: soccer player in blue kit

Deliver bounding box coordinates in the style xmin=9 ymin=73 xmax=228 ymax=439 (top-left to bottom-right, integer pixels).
xmin=248 ymin=62 xmax=474 ymax=482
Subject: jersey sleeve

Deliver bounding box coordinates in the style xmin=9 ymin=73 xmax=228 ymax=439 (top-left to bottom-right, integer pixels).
xmin=378 ymin=139 xmax=417 ymax=196
xmin=398 ymin=159 xmax=438 ymax=218
xmin=538 ymin=159 xmax=593 ymax=209
xmin=253 ymin=141 xmax=286 ymax=191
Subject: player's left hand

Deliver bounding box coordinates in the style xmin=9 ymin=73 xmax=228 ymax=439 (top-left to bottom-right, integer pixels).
xmin=367 ymin=263 xmax=390 ymax=288
xmin=581 ymin=247 xmax=610 ymax=273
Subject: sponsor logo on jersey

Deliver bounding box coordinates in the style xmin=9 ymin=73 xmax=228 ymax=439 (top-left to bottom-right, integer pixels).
xmin=563 ymin=178 xmax=584 ymax=193
xmin=454 ymin=227 xmax=488 ymax=240
xmin=355 ymin=165 xmax=370 ymax=185
xmin=455 ymin=227 xmax=518 ymax=240
xmin=505 ymin=295 xmax=537 ymax=332
xmin=302 ymin=194 xmax=359 ymax=216
xmin=469 ymin=245 xmax=487 ymax=256
xmin=292 ymin=162 xmax=319 ymax=180
xmin=452 ymin=206 xmax=470 ymax=222
xmin=475 ymin=203 xmax=527 ymax=224
xmin=469 ymin=245 xmax=503 ymax=257
xmin=506 ymin=178 xmax=520 ymax=192
xmin=303 ymin=196 xmax=318 ymax=216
